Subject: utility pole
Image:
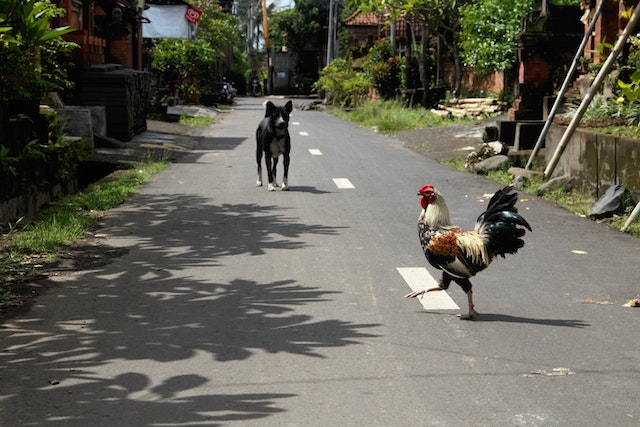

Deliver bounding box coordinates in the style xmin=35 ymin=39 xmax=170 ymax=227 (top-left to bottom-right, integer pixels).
xmin=260 ymin=0 xmax=271 ymax=94
xmin=260 ymin=0 xmax=269 ymax=48
xmin=247 ymin=1 xmax=255 ymax=69
xmin=326 ymin=0 xmax=335 ymax=66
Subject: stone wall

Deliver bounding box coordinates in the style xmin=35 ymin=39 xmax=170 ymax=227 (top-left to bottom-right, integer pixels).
xmin=546 ymin=124 xmax=640 ymax=197
xmin=0 ymin=136 xmax=91 ymax=224
xmin=79 ymin=64 xmax=150 ymax=141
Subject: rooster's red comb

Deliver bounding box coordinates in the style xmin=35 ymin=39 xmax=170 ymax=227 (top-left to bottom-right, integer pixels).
xmin=417 ymin=185 xmax=434 ymax=195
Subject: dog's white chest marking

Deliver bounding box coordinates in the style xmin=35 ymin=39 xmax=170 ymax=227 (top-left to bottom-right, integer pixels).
xmin=270 ymin=136 xmax=286 ymax=158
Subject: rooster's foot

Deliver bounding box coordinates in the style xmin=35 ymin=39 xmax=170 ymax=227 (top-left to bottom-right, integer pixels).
xmin=456 ymin=310 xmax=478 ymax=320
xmin=457 ymin=292 xmax=478 ymax=319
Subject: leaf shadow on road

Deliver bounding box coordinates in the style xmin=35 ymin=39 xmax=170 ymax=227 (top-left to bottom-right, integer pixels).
xmin=0 ymin=193 xmax=381 ymax=425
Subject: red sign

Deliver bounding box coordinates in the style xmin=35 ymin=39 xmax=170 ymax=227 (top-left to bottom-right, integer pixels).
xmin=185 ymin=7 xmax=203 ymax=24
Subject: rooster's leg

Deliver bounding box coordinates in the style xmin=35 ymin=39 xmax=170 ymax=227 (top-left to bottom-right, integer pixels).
xmin=404 ymin=287 xmax=443 ymax=299
xmin=405 ymin=274 xmax=450 ymax=299
xmin=457 ymin=291 xmax=479 ymax=320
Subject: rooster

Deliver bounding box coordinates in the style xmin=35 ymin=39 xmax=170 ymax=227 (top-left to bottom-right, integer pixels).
xmin=405 ymin=185 xmax=531 ymax=319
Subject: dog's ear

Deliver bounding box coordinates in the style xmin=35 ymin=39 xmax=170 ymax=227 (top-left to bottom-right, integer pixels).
xmin=265 ymin=101 xmax=276 ymax=117
xmin=285 ymin=100 xmax=293 ymax=114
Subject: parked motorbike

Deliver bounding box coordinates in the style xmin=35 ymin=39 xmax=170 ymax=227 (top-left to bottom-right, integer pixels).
xmin=213 ymin=82 xmax=236 ymax=105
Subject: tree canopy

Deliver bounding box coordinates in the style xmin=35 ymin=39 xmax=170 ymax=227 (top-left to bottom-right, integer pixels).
xmin=459 ymin=0 xmax=533 ymax=73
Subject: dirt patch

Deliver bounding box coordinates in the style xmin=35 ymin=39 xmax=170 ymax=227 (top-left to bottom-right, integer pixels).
xmin=393 ymin=116 xmax=504 ymax=163
xmin=553 ymin=115 xmax=626 ymax=127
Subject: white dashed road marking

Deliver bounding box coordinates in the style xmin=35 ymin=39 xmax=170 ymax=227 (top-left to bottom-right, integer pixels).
xmin=299 ymin=131 xmax=309 ymax=136
xmin=332 ymin=178 xmax=355 ymax=189
xmin=309 ymin=149 xmax=323 ymax=155
xmin=396 ymin=267 xmax=460 ymax=310
xmin=292 ymin=122 xmax=300 ymax=125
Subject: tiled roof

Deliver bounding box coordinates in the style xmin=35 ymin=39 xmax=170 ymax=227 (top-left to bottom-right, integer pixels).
xmin=343 ymin=9 xmax=421 ymax=40
xmin=343 ymin=9 xmax=383 ymax=26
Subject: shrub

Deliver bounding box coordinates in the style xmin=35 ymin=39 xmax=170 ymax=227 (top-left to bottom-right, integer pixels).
xmin=363 ymin=40 xmax=403 ymax=100
xmin=0 ymin=0 xmax=76 ymax=102
xmin=314 ymin=59 xmax=371 ymax=107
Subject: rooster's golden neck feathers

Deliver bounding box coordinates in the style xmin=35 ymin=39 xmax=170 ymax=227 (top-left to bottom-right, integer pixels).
xmin=418 ymin=187 xmax=452 ymax=229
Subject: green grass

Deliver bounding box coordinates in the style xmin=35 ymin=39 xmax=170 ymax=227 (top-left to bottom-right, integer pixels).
xmin=333 ymin=100 xmax=479 ymax=133
xmin=179 ymin=115 xmax=216 ymax=127
xmin=7 ymin=165 xmax=165 ymax=252
xmin=585 ymin=125 xmax=640 ymax=139
xmin=1 ymin=162 xmax=168 ymax=292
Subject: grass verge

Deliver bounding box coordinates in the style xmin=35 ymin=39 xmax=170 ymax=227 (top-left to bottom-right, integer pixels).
xmin=443 ymin=158 xmax=640 ymax=238
xmin=179 ymin=115 xmax=216 ymax=127
xmin=333 ymin=99 xmax=479 ymax=133
xmin=1 ymin=162 xmax=168 ymax=304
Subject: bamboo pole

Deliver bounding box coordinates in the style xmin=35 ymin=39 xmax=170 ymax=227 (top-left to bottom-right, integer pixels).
xmin=621 ymin=201 xmax=640 ymax=232
xmin=544 ymin=4 xmax=640 ymax=179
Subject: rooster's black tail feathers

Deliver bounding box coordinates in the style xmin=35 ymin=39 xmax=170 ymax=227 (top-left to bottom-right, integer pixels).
xmin=477 ymin=186 xmax=532 ymax=258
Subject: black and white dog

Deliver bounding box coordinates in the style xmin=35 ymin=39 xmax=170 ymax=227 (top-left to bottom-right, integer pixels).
xmin=256 ymin=100 xmax=293 ymax=191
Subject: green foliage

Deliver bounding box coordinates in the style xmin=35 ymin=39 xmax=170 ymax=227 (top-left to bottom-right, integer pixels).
xmin=459 ymin=0 xmax=533 ymax=73
xmin=268 ymin=0 xmax=329 ymax=76
xmin=617 ymin=70 xmax=640 ymax=103
xmin=151 ymin=38 xmax=221 ymax=97
xmin=0 ymin=0 xmax=72 ymax=48
xmin=150 ymin=1 xmax=246 ymax=99
xmin=566 ymin=93 xmax=622 ymax=123
xmin=292 ymin=0 xmax=329 ymax=49
xmin=362 ymin=40 xmax=403 ymax=100
xmin=269 ymin=8 xmax=307 ymax=54
xmin=0 ymin=0 xmax=76 ymax=101
xmin=0 ymin=110 xmax=92 ymax=200
xmin=38 ymin=33 xmax=78 ymax=94
xmin=0 ymin=146 xmax=18 ymax=176
xmin=615 ymin=35 xmax=640 ymax=125
xmin=357 ymin=0 xmax=466 ymax=94
xmin=314 ymin=59 xmax=371 ymax=107
xmin=192 ymin=1 xmax=243 ymax=50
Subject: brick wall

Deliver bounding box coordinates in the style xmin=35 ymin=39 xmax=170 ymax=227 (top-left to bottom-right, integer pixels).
xmin=110 ymin=37 xmax=132 ymax=68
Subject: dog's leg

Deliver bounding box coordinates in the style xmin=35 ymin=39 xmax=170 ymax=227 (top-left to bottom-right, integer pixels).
xmin=265 ymin=156 xmax=276 ymax=191
xmin=256 ymin=154 xmax=263 ymax=187
xmin=270 ymin=157 xmax=279 ymax=190
xmin=282 ymin=153 xmax=290 ymax=191
xmin=256 ymin=133 xmax=263 ymax=187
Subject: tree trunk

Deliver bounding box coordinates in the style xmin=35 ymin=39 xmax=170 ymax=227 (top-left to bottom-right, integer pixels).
xmin=420 ymin=22 xmax=430 ymax=107
xmin=451 ymin=30 xmax=462 ymax=97
xmin=409 ymin=21 xmax=431 ymax=107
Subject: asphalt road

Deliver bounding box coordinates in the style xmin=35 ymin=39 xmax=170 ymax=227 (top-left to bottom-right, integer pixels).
xmin=1 ymin=96 xmax=639 ymax=426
